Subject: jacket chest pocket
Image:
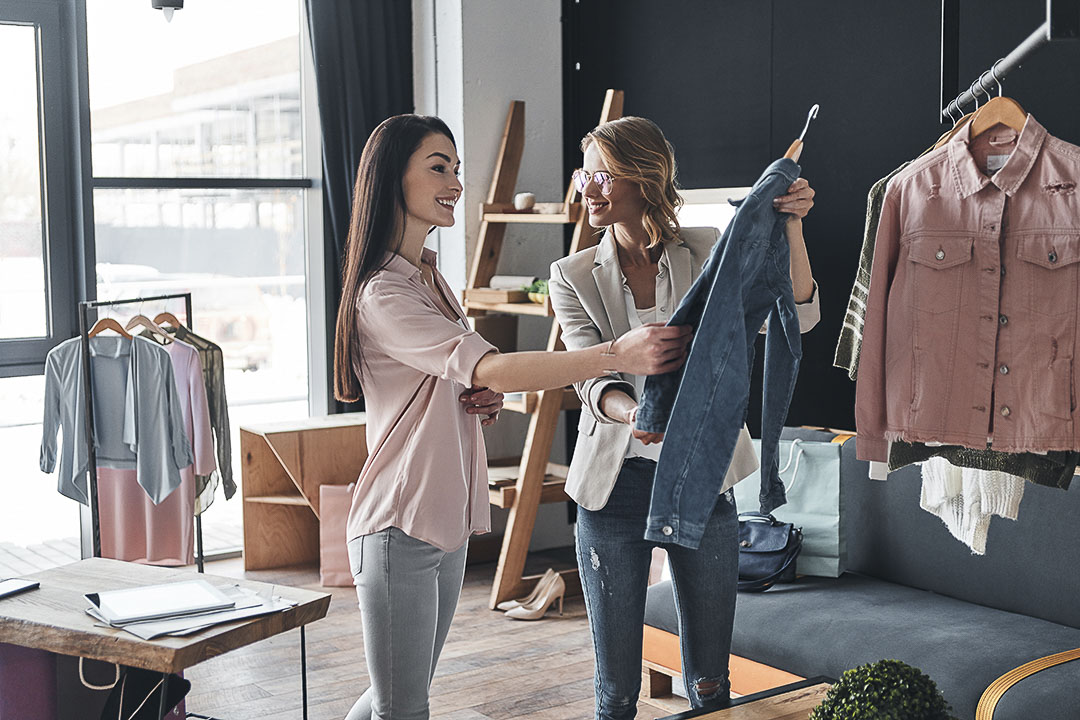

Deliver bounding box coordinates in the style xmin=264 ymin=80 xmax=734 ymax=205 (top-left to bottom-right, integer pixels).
xmin=908 ymin=236 xmax=973 ymax=314
xmin=1016 ymin=234 xmax=1080 ymax=317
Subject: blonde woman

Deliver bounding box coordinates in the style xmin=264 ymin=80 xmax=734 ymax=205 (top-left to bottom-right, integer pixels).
xmin=549 ymin=116 xmax=819 ymax=717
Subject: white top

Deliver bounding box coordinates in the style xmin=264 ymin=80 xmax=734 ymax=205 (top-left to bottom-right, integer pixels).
xmin=624 ymin=294 xmax=665 ymax=462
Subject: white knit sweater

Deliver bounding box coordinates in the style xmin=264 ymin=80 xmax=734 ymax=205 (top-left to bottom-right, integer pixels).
xmin=919 ymin=457 xmax=1025 ymax=555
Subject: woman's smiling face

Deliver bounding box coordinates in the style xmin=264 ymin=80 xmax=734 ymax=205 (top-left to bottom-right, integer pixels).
xmin=402 ymin=132 xmax=463 ymax=231
xmin=581 ymin=141 xmax=647 ymax=229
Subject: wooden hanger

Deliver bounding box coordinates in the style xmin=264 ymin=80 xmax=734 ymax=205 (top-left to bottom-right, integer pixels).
xmin=88 ymin=317 xmax=132 ymax=339
xmin=932 ymin=112 xmax=974 ymax=150
xmin=969 ymin=96 xmax=1027 ymax=137
xmin=153 ymin=311 xmax=185 ymax=330
xmin=124 ymin=314 xmax=172 ymax=343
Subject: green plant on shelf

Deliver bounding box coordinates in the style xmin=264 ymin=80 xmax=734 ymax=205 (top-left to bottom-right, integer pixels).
xmin=525 ymin=279 xmax=548 ymax=304
xmin=810 ymin=659 xmax=958 ymax=720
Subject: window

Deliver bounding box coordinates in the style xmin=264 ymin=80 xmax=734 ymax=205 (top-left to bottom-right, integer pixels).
xmin=84 ymin=0 xmax=321 ymax=555
xmin=0 ymin=3 xmax=80 ymax=377
xmin=0 ymin=0 xmax=323 ymax=560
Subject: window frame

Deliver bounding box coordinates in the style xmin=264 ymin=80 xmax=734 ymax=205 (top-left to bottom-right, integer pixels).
xmin=0 ymin=1 xmax=84 ymax=377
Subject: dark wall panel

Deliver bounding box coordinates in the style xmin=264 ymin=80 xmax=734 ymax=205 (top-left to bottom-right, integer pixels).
xmin=568 ymin=0 xmax=773 ymax=187
xmin=568 ymin=0 xmax=1080 ymax=431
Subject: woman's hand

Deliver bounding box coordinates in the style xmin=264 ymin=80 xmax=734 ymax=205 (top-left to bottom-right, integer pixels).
xmin=611 ymin=322 xmax=692 ymax=376
xmin=460 ymin=385 xmax=504 ymax=426
xmin=773 ymin=178 xmax=815 ymax=220
xmin=625 ymin=405 xmax=664 ymax=445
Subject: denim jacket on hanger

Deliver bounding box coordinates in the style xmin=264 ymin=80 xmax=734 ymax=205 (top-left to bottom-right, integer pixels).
xmin=635 ymin=157 xmax=804 ymax=549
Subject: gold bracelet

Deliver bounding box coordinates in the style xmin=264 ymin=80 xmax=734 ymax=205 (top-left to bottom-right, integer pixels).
xmin=600 ymin=338 xmax=616 ymax=357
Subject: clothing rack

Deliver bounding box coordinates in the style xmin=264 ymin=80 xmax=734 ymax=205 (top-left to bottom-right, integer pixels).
xmin=940 ymin=0 xmax=1080 ymax=122
xmin=78 ymin=292 xmax=207 ymax=573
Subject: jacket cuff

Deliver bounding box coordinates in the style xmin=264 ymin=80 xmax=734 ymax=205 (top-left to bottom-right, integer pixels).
xmin=586 ymin=377 xmax=636 ymax=424
xmin=856 ymin=435 xmax=888 ymax=462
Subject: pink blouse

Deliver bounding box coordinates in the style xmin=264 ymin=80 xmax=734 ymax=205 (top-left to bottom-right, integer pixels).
xmin=346 ymin=249 xmax=496 ymax=552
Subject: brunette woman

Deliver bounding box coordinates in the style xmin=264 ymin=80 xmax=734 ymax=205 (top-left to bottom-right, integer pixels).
xmin=334 ymin=114 xmax=691 ymax=720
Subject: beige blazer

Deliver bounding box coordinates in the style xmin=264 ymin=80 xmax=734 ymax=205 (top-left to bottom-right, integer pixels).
xmin=549 ymin=226 xmax=821 ymax=511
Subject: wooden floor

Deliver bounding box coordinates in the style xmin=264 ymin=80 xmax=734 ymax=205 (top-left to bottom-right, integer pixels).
xmin=181 ymin=558 xmax=688 ymax=719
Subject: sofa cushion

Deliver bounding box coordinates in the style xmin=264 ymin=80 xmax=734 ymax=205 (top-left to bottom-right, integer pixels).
xmin=645 ymin=575 xmax=1080 ymax=720
xmin=843 ymin=439 xmax=1080 ymax=629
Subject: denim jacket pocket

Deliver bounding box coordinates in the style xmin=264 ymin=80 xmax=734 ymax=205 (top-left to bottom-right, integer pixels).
xmin=908 ymin=236 xmax=974 ymax=314
xmin=1016 ymin=234 xmax=1080 ymax=317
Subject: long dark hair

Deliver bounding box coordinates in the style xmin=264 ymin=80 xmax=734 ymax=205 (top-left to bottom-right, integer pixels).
xmin=333 ymin=114 xmax=456 ymax=402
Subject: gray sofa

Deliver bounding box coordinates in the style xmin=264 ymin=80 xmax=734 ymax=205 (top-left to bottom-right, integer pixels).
xmin=644 ymin=434 xmax=1080 ymax=719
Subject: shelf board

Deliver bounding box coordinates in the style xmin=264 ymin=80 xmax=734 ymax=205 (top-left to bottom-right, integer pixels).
xmin=245 ymin=494 xmax=311 ymax=507
xmin=464 ymin=296 xmax=552 ymax=317
xmin=480 ymin=202 xmax=582 ymax=224
xmin=488 ymin=462 xmax=570 ymax=508
xmin=502 ymin=388 xmax=581 ymax=414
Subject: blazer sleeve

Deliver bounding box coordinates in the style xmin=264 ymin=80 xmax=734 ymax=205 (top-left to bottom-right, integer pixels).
xmin=549 ymin=259 xmax=635 ymax=424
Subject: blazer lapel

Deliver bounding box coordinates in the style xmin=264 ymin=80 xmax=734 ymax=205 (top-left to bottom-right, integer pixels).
xmin=665 ymin=239 xmax=695 ymax=299
xmin=591 ymin=231 xmax=632 ymax=340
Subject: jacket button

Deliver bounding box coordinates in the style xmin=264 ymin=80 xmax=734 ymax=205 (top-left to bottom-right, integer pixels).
xmin=1000 ymin=364 xmax=1009 ymax=375
xmin=662 ymin=526 xmax=673 ymax=536
xmin=999 ymin=314 xmax=1008 ymax=325
xmin=1049 ymin=251 xmax=1058 ymax=263
xmin=1001 ymin=406 xmax=1011 ymax=417
xmin=936 ymin=249 xmax=946 ymax=260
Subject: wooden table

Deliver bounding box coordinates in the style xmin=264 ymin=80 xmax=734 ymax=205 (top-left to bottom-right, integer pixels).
xmin=0 ymin=558 xmax=331 ymax=719
xmin=660 ymin=678 xmax=832 ymax=720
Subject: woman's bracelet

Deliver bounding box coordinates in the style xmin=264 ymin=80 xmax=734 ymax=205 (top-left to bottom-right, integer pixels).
xmin=600 ymin=338 xmax=617 ymax=372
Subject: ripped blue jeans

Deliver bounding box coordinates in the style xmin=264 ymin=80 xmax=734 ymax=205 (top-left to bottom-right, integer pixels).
xmin=576 ymin=457 xmax=738 ymax=719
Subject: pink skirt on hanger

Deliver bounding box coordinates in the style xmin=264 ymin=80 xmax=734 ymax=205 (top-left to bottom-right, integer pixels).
xmin=97 ymin=467 xmax=194 ymax=566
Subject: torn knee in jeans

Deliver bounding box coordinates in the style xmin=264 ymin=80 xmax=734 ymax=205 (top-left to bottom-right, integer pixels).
xmin=692 ymin=675 xmax=728 ymax=702
xmin=598 ymin=689 xmax=635 ymax=715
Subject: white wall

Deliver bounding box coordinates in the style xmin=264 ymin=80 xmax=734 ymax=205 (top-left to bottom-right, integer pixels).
xmin=413 ymin=0 xmax=573 ymax=550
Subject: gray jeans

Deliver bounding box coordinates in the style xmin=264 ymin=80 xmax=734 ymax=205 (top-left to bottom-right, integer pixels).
xmin=345 ymin=527 xmax=468 ymax=720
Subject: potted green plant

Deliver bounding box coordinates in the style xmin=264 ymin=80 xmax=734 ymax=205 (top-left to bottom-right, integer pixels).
xmin=810 ymin=659 xmax=958 ymax=720
xmin=526 ymin=279 xmax=549 ymax=304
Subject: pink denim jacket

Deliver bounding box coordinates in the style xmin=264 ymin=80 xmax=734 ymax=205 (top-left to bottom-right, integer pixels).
xmin=857 ymin=115 xmax=1080 ymax=461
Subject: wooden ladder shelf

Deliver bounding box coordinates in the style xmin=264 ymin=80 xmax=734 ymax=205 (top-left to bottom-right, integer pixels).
xmin=466 ymin=89 xmax=624 ymax=609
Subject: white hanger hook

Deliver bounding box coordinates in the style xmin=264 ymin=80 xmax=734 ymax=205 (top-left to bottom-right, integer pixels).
xmin=991 ymin=58 xmax=1004 ymax=97
xmin=797 ymin=103 xmax=820 ymax=142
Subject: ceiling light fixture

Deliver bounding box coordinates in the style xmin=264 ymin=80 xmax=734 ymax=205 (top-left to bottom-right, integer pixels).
xmin=151 ymin=0 xmax=183 ymax=23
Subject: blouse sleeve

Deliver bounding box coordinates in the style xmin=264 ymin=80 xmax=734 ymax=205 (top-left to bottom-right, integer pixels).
xmin=357 ymin=277 xmax=496 ymax=386
xmin=186 ymin=346 xmax=217 ymax=477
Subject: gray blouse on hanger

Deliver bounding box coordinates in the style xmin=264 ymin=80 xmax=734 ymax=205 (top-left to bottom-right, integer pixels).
xmin=40 ymin=335 xmax=194 ymax=505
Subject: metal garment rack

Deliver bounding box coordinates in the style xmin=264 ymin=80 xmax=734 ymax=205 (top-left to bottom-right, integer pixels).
xmin=77 ymin=292 xmax=206 ymax=573
xmin=940 ymin=0 xmax=1080 ymax=122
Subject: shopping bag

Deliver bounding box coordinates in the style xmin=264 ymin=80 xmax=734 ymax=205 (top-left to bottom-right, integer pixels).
xmin=320 ymin=483 xmax=355 ymax=587
xmin=733 ymin=426 xmax=850 ymax=577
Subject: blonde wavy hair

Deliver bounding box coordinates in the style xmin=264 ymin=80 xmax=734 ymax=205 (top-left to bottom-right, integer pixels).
xmin=581 ymin=116 xmax=682 ymax=248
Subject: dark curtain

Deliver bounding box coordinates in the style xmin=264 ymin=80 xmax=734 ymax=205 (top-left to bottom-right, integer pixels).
xmin=304 ymin=0 xmax=413 ymax=413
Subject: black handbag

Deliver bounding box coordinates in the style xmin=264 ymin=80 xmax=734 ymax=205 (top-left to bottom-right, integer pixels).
xmin=737 ymin=512 xmax=803 ymax=592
